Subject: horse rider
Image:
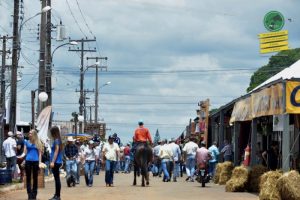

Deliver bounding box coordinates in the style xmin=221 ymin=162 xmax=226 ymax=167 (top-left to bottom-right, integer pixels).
xmin=133 ymin=120 xmax=153 ymax=154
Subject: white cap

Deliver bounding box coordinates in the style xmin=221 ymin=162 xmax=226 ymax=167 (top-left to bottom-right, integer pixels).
xmin=89 ymin=140 xmax=94 ymax=145
xmin=67 ymin=136 xmax=75 ymax=142
xmin=8 ymin=131 xmax=13 ymax=137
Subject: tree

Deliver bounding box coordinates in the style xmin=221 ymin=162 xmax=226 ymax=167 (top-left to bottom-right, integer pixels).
xmin=247 ymin=48 xmax=300 ymax=92
xmin=153 ymin=129 xmax=160 ymax=145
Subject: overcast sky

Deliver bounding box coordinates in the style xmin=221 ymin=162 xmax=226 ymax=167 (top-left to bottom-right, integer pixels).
xmin=1 ymin=0 xmax=300 ymax=144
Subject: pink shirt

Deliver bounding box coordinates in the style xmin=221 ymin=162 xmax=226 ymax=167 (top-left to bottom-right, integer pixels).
xmin=196 ymin=147 xmax=210 ymax=165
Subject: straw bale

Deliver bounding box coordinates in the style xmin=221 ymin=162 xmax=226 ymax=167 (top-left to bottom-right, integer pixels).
xmin=259 ymin=170 xmax=282 ymax=200
xmin=247 ymin=165 xmax=268 ymax=193
xmin=225 ymin=166 xmax=249 ymax=192
xmin=213 ymin=163 xmax=223 ymax=184
xmin=219 ymin=161 xmax=234 ymax=185
xmin=277 ymin=170 xmax=300 ymax=200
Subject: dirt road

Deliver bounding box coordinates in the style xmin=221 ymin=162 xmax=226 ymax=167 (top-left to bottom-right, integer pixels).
xmin=1 ymin=172 xmax=258 ymax=200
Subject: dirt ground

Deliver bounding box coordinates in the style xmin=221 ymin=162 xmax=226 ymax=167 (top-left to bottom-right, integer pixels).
xmin=0 ymin=172 xmax=258 ymax=200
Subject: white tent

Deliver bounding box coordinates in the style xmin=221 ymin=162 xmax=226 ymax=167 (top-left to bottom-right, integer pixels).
xmin=252 ymin=59 xmax=300 ymax=91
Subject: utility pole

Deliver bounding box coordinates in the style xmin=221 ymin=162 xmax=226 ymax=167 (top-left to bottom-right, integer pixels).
xmin=9 ymin=0 xmax=20 ymax=132
xmin=69 ymin=38 xmax=96 ymax=133
xmin=45 ymin=0 xmax=52 ymax=111
xmin=38 ymin=0 xmax=47 ymax=115
xmin=75 ymin=89 xmax=94 ymax=130
xmin=1 ymin=36 xmax=12 ymax=162
xmin=86 ymin=56 xmax=108 ymax=123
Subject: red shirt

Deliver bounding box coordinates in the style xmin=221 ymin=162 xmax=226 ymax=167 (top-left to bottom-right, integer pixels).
xmin=134 ymin=126 xmax=152 ymax=144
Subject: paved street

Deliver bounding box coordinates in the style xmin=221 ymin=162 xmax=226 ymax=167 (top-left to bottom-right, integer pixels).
xmin=1 ymin=172 xmax=258 ymax=200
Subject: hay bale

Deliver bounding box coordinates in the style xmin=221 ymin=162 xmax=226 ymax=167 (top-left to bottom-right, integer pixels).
xmin=277 ymin=170 xmax=300 ymax=200
xmin=219 ymin=161 xmax=234 ymax=185
xmin=213 ymin=163 xmax=223 ymax=184
xmin=225 ymin=166 xmax=249 ymax=192
xmin=259 ymin=170 xmax=282 ymax=200
xmin=247 ymin=165 xmax=268 ymax=193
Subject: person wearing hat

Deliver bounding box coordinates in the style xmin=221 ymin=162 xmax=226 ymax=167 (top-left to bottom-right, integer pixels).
xmin=2 ymin=131 xmax=17 ymax=177
xmin=102 ymin=135 xmax=120 ymax=187
xmin=64 ymin=136 xmax=78 ymax=187
xmin=83 ymin=140 xmax=97 ymax=187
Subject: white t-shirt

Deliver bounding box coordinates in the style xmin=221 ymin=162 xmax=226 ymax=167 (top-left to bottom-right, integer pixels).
xmin=182 ymin=141 xmax=198 ymax=156
xmin=2 ymin=137 xmax=17 ymax=158
xmin=102 ymin=142 xmax=120 ymax=161
xmin=84 ymin=147 xmax=97 ymax=161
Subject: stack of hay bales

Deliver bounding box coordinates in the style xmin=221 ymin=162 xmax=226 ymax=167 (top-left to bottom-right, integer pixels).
xmin=259 ymin=170 xmax=282 ymax=200
xmin=247 ymin=165 xmax=268 ymax=193
xmin=219 ymin=161 xmax=234 ymax=185
xmin=276 ymin=170 xmax=300 ymax=200
xmin=213 ymin=163 xmax=223 ymax=184
xmin=225 ymin=166 xmax=249 ymax=192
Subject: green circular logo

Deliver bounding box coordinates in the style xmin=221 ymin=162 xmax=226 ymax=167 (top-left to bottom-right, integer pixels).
xmin=264 ymin=11 xmax=285 ymax=32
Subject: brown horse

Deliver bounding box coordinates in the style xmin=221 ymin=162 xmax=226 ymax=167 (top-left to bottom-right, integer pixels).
xmin=133 ymin=143 xmax=153 ymax=187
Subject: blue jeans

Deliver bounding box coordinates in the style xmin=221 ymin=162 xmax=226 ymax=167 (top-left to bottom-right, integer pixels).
xmin=173 ymin=161 xmax=180 ymax=180
xmin=161 ymin=159 xmax=170 ymax=181
xmin=185 ymin=156 xmax=196 ymax=178
xmin=95 ymin=159 xmax=101 ymax=174
xmin=6 ymin=156 xmax=17 ymax=176
xmin=76 ymin=161 xmax=81 ymax=183
xmin=84 ymin=160 xmax=95 ymax=186
xmin=209 ymin=161 xmax=217 ymax=177
xmin=105 ymin=160 xmax=115 ymax=185
xmin=124 ymin=156 xmax=131 ymax=173
xmin=66 ymin=160 xmax=77 ymax=177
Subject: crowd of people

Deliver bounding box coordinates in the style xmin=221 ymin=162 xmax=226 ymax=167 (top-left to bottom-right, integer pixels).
xmin=2 ymin=120 xmax=281 ymax=200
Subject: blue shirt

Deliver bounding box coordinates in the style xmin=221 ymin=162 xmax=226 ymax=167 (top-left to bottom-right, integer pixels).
xmin=208 ymin=145 xmax=220 ymax=163
xmin=25 ymin=140 xmax=39 ymax=162
xmin=50 ymin=139 xmax=63 ymax=164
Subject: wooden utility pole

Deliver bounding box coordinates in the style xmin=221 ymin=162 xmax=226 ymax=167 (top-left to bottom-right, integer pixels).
xmin=86 ymin=56 xmax=108 ymax=123
xmin=69 ymin=38 xmax=96 ymax=133
xmin=1 ymin=35 xmax=12 ymax=162
xmin=38 ymin=0 xmax=47 ymax=114
xmin=9 ymin=0 xmax=20 ymax=132
xmin=45 ymin=0 xmax=52 ymax=109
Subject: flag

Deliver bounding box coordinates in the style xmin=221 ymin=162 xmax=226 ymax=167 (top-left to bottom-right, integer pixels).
xmin=36 ymin=106 xmax=52 ymax=143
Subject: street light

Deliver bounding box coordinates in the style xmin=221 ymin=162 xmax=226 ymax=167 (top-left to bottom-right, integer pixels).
xmin=51 ymin=41 xmax=78 ymax=61
xmin=31 ymin=91 xmax=48 ymax=129
xmin=99 ymin=81 xmax=111 ymax=90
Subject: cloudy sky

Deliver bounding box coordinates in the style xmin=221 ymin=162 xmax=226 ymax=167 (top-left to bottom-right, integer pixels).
xmin=1 ymin=0 xmax=300 ymax=143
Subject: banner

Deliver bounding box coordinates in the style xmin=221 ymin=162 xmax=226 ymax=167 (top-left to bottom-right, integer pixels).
xmin=286 ymin=81 xmax=300 ymax=113
xmin=36 ymin=106 xmax=52 ymax=143
xmin=230 ymin=83 xmax=284 ymax=123
xmin=230 ymin=97 xmax=252 ymax=123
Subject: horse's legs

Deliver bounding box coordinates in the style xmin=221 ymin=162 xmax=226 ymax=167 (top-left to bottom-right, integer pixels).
xmin=133 ymin=165 xmax=137 ymax=186
xmin=146 ymin=172 xmax=149 ymax=186
xmin=141 ymin=174 xmax=145 ymax=187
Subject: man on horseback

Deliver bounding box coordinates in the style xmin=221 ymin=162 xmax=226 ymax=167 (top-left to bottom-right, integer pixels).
xmin=132 ymin=120 xmax=153 ymax=186
xmin=133 ymin=120 xmax=153 ymax=151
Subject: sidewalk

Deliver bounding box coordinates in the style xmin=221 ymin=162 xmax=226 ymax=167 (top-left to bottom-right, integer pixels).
xmin=0 ymin=172 xmax=65 ymax=194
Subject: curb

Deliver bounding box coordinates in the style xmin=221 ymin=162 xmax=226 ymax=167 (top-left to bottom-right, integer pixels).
xmin=0 ymin=176 xmax=55 ymax=194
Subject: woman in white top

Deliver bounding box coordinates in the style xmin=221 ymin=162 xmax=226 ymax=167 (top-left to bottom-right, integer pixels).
xmin=83 ymin=140 xmax=97 ymax=187
xmin=102 ymin=135 xmax=120 ymax=187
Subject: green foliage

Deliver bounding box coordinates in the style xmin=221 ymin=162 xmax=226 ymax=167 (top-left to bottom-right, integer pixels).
xmin=247 ymin=48 xmax=300 ymax=92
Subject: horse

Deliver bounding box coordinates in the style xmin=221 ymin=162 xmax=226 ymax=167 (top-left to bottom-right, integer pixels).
xmin=133 ymin=143 xmax=153 ymax=187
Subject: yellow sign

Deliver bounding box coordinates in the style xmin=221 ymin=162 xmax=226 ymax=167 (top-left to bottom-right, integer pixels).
xmin=286 ymin=81 xmax=300 ymax=114
xmin=260 ymin=41 xmax=288 ymax=49
xmin=258 ymin=30 xmax=288 ymax=38
xmin=260 ymin=45 xmax=289 ymax=54
xmin=259 ymin=35 xmax=288 ymax=44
